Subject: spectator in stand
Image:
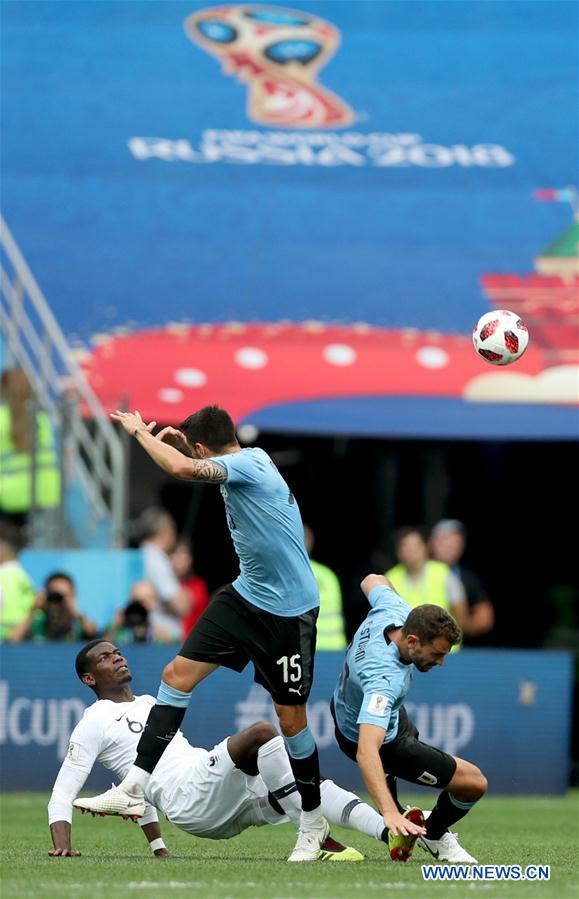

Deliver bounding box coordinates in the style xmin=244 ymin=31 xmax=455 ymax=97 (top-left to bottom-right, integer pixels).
xmin=139 ymin=508 xmax=191 ymax=642
xmin=106 ymin=580 xmax=167 ymax=644
xmin=170 ymin=539 xmax=210 ymax=640
xmin=386 ymin=526 xmax=469 ymax=633
xmin=430 ymin=519 xmax=495 ymax=645
xmin=0 ymin=367 xmax=60 ymax=530
xmin=0 ymin=519 xmax=36 ymax=641
xmin=303 ymin=524 xmax=347 ymax=651
xmin=14 ymin=571 xmax=97 ymax=642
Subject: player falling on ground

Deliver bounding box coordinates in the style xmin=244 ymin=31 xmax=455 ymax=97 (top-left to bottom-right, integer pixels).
xmin=53 ymin=641 xmax=403 ymax=861
xmin=331 ymin=574 xmax=486 ymax=864
xmin=77 ymin=406 xmax=346 ymax=861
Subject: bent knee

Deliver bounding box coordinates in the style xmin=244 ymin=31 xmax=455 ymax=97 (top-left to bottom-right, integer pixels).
xmin=474 ymin=769 xmax=488 ymax=798
xmin=450 ymin=759 xmax=488 ymax=801
xmin=162 ymin=660 xmax=193 ymax=693
xmin=277 ymin=712 xmax=297 ymax=735
xmin=460 ymin=767 xmax=487 ymax=800
xmin=162 ymin=661 xmax=177 ymax=684
xmin=249 ymin=721 xmax=279 ymax=746
xmin=276 ymin=706 xmax=307 ymax=736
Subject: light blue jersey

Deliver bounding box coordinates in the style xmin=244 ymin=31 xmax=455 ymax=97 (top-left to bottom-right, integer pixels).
xmin=209 ymin=448 xmax=319 ymax=617
xmin=333 ymin=585 xmax=414 ymax=745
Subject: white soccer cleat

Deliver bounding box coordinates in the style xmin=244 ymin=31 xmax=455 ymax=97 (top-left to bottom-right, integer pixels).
xmin=73 ymin=783 xmax=145 ymax=821
xmin=287 ymin=817 xmax=330 ymax=862
xmin=418 ymin=830 xmax=478 ymax=864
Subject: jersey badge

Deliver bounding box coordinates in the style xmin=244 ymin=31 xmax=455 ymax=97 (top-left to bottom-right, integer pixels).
xmin=367 ymin=693 xmax=389 ymax=716
xmin=67 ymin=742 xmax=80 ymax=761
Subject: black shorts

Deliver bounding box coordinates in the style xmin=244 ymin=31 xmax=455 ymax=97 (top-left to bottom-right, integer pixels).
xmin=179 ymin=584 xmax=318 ymax=706
xmin=330 ymin=701 xmax=457 ymax=789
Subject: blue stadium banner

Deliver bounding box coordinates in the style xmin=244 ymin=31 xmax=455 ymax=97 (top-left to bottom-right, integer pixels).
xmin=0 ymin=647 xmax=572 ymax=795
xmin=2 ymin=1 xmax=577 ymax=438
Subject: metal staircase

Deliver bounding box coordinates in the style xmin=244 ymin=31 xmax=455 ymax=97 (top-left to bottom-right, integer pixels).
xmin=0 ymin=214 xmax=127 ymax=547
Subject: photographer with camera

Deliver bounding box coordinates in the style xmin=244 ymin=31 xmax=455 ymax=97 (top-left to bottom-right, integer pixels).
xmin=14 ymin=571 xmax=98 ymax=642
xmin=106 ymin=580 xmax=177 ymax=645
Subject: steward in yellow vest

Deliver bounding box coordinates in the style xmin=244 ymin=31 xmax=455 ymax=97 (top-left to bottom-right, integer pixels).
xmin=0 ymin=368 xmax=61 ymax=516
xmin=386 ymin=560 xmax=454 ymax=612
xmin=304 ymin=523 xmax=347 ymax=650
xmin=0 ymin=560 xmax=36 ymax=639
xmin=385 ymin=526 xmax=468 ymax=644
xmin=310 ymin=559 xmax=347 ymax=651
xmin=0 ymin=520 xmax=36 ymax=640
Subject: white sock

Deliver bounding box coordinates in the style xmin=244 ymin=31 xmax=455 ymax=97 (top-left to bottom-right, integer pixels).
xmin=120 ymin=765 xmax=150 ymax=792
xmin=300 ymin=807 xmax=325 ymax=830
xmin=320 ymin=779 xmax=384 ymax=840
xmin=257 ymin=736 xmax=302 ymax=826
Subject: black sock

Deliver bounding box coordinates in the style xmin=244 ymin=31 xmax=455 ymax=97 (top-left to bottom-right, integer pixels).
xmin=425 ymin=791 xmax=477 ymax=840
xmin=386 ymin=775 xmax=405 ymax=813
xmin=378 ymin=775 xmax=403 ymax=842
xmin=134 ymin=704 xmax=187 ymax=774
xmin=287 ymin=748 xmax=321 ymax=812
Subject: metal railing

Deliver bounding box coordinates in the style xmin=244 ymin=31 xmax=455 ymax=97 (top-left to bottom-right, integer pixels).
xmin=0 ymin=214 xmax=127 ymax=546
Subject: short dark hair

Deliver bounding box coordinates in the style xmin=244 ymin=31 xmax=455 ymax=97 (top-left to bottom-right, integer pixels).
xmin=45 ymin=571 xmax=75 ymax=591
xmin=393 ymin=526 xmax=427 ymax=547
xmin=0 ymin=518 xmax=25 ymax=551
xmin=402 ymin=604 xmax=462 ymax=647
xmin=75 ymin=640 xmax=106 ymax=681
xmin=179 ymin=405 xmax=237 ymax=453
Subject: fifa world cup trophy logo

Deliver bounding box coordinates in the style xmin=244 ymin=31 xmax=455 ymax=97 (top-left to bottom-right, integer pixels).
xmin=185 ymin=5 xmax=355 ymax=129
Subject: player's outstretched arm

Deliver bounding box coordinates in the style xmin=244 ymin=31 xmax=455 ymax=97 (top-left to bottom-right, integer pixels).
xmin=110 ymin=411 xmax=227 ymax=482
xmin=360 ymin=574 xmax=398 ymax=599
xmin=140 ymin=820 xmax=171 ymax=858
xmin=47 ymin=714 xmax=101 ymax=857
xmin=357 ymin=724 xmax=425 ymax=838
xmin=48 ymin=820 xmax=81 ymax=857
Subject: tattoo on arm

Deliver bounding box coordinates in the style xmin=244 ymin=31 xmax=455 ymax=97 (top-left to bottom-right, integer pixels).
xmin=191 ymin=460 xmax=227 ymax=483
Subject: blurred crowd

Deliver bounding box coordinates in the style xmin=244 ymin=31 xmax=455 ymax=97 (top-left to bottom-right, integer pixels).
xmin=0 ymin=507 xmax=496 ymax=649
xmin=0 ymin=512 xmax=209 ymax=646
xmin=1 ymin=365 xmax=574 ymax=653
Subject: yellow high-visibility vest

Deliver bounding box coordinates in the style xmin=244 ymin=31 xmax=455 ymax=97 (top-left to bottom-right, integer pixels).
xmin=386 ymin=560 xmax=452 ymax=611
xmin=0 ymin=405 xmax=61 ymax=513
xmin=0 ymin=560 xmax=36 ymax=639
xmin=310 ymin=559 xmax=347 ymax=651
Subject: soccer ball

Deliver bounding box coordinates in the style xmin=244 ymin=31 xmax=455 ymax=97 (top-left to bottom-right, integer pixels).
xmin=472 ymin=310 xmax=529 ymax=365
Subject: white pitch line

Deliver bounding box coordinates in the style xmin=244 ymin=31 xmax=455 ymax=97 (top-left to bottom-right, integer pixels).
xmin=56 ymin=882 xmax=423 ymax=894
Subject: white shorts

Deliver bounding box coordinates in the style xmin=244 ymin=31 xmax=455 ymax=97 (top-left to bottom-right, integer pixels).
xmin=162 ymin=738 xmax=283 ymax=839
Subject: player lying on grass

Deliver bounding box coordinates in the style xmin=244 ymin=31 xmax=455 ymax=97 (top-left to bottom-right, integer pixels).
xmin=50 ymin=641 xmax=412 ymax=862
xmin=331 ymin=575 xmax=487 ymax=864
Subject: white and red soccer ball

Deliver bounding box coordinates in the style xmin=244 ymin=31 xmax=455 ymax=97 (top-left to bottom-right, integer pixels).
xmin=472 ymin=310 xmax=529 ymax=365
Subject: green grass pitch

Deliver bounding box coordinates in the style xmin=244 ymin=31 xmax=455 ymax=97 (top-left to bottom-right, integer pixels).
xmin=1 ymin=792 xmax=577 ymax=898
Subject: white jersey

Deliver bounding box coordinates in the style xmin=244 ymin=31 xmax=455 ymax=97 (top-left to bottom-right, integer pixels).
xmin=48 ymin=694 xmax=275 ymax=839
